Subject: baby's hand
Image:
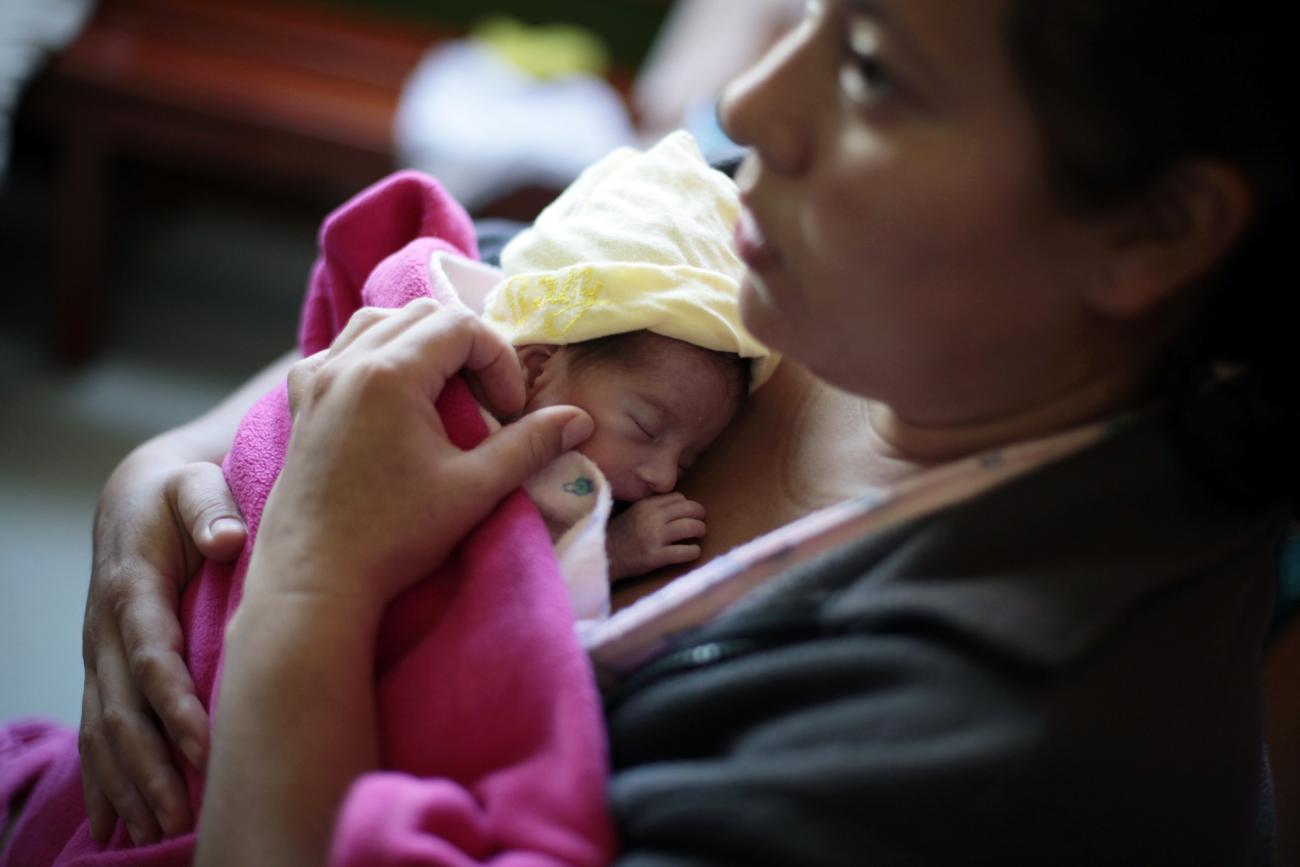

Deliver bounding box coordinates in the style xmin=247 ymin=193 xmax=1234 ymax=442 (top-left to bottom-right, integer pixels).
xmin=607 ymin=492 xmax=707 ymax=580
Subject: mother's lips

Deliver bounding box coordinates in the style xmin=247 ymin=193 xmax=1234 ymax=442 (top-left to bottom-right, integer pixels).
xmin=734 ymin=207 xmax=781 ymax=273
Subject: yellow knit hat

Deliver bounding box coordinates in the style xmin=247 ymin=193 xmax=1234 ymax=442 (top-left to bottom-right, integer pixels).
xmin=483 ymin=130 xmax=778 ymax=389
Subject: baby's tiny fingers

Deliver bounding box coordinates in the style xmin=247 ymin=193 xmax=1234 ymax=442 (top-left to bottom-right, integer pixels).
xmin=661 ymin=543 xmax=703 ymax=565
xmin=664 ymin=517 xmax=707 ymax=543
xmin=662 ymin=498 xmax=706 ymax=520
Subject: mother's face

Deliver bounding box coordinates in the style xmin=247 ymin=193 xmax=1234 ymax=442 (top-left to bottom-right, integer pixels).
xmin=721 ymin=0 xmax=1113 ymax=425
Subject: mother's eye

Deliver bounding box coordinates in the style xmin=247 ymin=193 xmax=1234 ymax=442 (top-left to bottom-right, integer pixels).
xmin=841 ymin=55 xmax=893 ymax=103
xmin=840 ymin=20 xmax=897 ymax=104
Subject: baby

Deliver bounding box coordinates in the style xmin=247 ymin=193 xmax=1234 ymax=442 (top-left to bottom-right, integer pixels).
xmin=516 ymin=330 xmax=749 ymax=580
xmin=444 ymin=129 xmax=777 ymax=606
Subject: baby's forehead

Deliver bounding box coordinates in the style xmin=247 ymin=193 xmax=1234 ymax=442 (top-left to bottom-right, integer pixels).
xmin=581 ymin=338 xmax=722 ymax=389
xmin=558 ymin=331 xmax=745 ymax=418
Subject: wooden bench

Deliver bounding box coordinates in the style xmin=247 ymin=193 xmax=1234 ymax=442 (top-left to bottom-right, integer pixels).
xmin=18 ymin=0 xmax=640 ymax=361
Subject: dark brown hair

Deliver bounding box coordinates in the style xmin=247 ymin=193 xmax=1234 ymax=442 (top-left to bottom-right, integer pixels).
xmin=1006 ymin=0 xmax=1299 ymax=506
xmin=565 ymin=330 xmax=751 ymax=403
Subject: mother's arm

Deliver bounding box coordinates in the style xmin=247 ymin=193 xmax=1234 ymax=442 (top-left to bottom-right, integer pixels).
xmin=86 ymin=339 xmax=884 ymax=846
xmin=80 ymin=349 xmax=298 ymax=844
xmin=195 ymin=301 xmax=592 ymax=867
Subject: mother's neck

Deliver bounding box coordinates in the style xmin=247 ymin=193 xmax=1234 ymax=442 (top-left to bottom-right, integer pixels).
xmin=866 ymin=366 xmax=1145 ymax=465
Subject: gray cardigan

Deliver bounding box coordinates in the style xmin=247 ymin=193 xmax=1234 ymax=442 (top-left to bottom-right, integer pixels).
xmin=605 ymin=412 xmax=1283 ymax=866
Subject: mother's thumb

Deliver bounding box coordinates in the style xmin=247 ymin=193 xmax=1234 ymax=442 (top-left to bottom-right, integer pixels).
xmin=171 ymin=462 xmax=247 ymax=562
xmin=472 ymin=406 xmax=594 ymax=499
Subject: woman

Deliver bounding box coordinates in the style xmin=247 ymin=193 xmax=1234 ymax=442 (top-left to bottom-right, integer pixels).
xmin=67 ymin=0 xmax=1296 ymax=863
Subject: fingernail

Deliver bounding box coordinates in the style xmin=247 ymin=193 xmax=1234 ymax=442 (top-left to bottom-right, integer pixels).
xmin=126 ymin=823 xmax=144 ymax=846
xmin=208 ymin=517 xmax=243 ymax=539
xmin=562 ymin=414 xmax=594 ymax=450
xmin=180 ymin=735 xmax=204 ymax=769
xmin=161 ymin=802 xmax=190 ymax=838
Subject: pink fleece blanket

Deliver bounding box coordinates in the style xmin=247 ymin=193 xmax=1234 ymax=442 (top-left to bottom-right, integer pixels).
xmin=0 ymin=172 xmax=616 ymax=867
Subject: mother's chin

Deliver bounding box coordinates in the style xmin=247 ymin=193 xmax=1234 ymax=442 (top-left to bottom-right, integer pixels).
xmin=737 ymin=271 xmax=785 ymax=349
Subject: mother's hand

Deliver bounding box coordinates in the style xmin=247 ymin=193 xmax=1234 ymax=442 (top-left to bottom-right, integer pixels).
xmin=196 ymin=302 xmax=592 ymax=867
xmin=250 ymin=299 xmax=594 ymax=612
xmin=82 ymin=452 xmax=246 ymax=845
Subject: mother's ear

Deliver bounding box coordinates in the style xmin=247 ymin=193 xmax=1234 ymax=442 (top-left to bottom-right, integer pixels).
xmin=516 ymin=344 xmax=563 ymax=397
xmin=1086 ymin=159 xmax=1253 ymax=319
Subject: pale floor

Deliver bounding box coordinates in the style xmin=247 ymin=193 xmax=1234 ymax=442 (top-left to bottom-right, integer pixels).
xmin=0 ymin=151 xmax=317 ymax=726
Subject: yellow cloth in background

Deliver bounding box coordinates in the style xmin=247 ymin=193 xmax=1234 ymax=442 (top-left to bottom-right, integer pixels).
xmin=484 ymin=131 xmax=778 ymax=389
xmin=472 ymin=16 xmax=610 ymax=80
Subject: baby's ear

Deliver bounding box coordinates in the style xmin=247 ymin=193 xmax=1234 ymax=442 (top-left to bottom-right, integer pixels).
xmin=516 ymin=344 xmax=562 ymax=395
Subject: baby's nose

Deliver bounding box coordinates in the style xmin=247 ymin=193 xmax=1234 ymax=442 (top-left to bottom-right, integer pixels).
xmin=640 ymin=456 xmax=678 ymax=495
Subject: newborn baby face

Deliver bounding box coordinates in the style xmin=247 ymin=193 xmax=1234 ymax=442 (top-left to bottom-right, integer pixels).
xmin=519 ymin=334 xmax=742 ymax=502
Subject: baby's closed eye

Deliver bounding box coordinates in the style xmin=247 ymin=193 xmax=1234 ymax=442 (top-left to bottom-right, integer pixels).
xmin=630 ymin=415 xmax=660 ymax=441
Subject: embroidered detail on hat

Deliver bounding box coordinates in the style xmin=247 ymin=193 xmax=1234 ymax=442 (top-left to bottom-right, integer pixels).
xmin=505 ymin=267 xmax=607 ymax=340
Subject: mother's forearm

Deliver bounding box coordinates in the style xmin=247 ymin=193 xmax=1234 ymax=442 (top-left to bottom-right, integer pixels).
xmin=196 ymin=590 xmax=383 ymax=867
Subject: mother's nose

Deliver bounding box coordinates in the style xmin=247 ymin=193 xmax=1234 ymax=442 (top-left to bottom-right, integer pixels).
xmin=717 ymin=13 xmax=816 ymax=178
